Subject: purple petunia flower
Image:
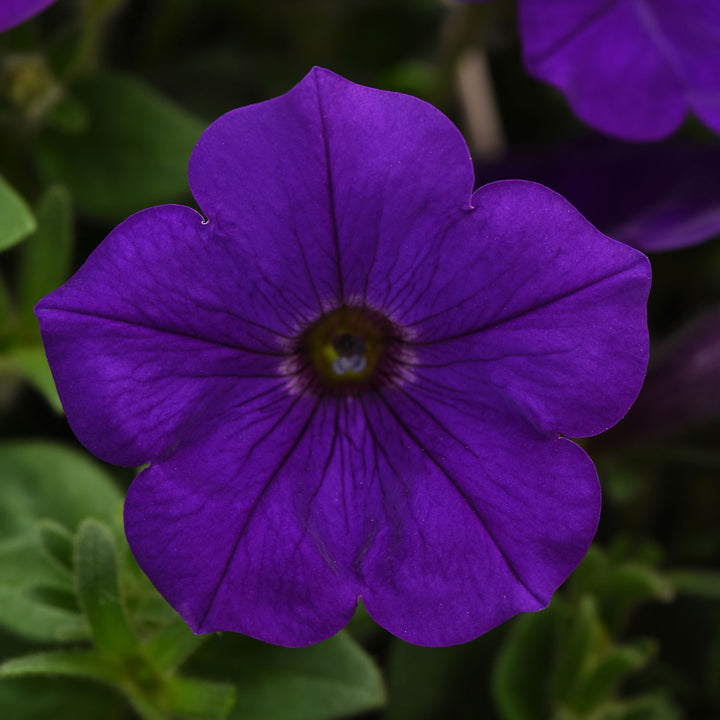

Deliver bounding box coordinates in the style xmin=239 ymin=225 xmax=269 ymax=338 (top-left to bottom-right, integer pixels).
xmin=0 ymin=0 xmax=57 ymax=32
xmin=36 ymin=68 xmax=650 ymax=647
xmin=619 ymin=306 xmax=720 ymax=440
xmin=519 ymin=0 xmax=720 ymax=140
xmin=474 ymin=138 xmax=720 ymax=253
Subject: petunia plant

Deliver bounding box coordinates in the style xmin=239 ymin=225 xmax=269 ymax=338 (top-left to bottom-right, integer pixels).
xmin=35 ymin=68 xmax=651 ymax=648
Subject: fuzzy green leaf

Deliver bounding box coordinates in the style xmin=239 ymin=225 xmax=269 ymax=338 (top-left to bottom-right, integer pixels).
xmin=75 ymin=520 xmax=139 ymax=657
xmin=0 ymin=443 xmax=121 ymax=641
xmin=164 ymin=676 xmax=236 ymax=719
xmin=142 ymin=618 xmax=207 ymax=674
xmin=0 ymin=650 xmax=116 ymax=684
xmin=0 ymin=176 xmax=35 ymax=252
xmin=33 ymin=73 xmax=204 ymax=220
xmin=0 ymin=677 xmax=128 ymax=720
xmin=17 ymin=186 xmax=73 ymax=331
xmin=492 ymin=609 xmax=555 ymax=720
xmin=187 ymin=631 xmax=386 ymax=720
xmin=0 ymin=345 xmax=62 ymax=412
xmin=667 ymin=569 xmax=720 ymax=599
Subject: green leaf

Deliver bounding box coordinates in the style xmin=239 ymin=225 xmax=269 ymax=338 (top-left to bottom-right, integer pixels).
xmin=33 ymin=73 xmax=205 ymax=220
xmin=667 ymin=569 xmax=720 ymax=599
xmin=0 ymin=531 xmax=83 ymax=642
xmin=571 ymin=641 xmax=655 ymax=714
xmin=2 ymin=344 xmax=62 ymax=411
xmin=187 ymin=631 xmax=386 ymax=720
xmin=492 ymin=609 xmax=555 ymax=720
xmin=36 ymin=519 xmax=75 ymax=572
xmin=75 ymin=520 xmax=139 ymax=657
xmin=0 ymin=651 xmax=165 ymax=720
xmin=0 ymin=533 xmax=72 ymax=589
xmin=571 ymin=546 xmax=674 ymax=632
xmin=0 ymin=175 xmax=35 ymax=252
xmin=142 ymin=618 xmax=207 ymax=674
xmin=0 ymin=274 xmax=11 ymax=331
xmin=0 ymin=443 xmax=122 ymax=641
xmin=0 ymin=585 xmax=87 ymax=643
xmin=552 ymin=595 xmax=600 ymax=704
xmin=164 ymin=676 xmax=236 ymax=719
xmin=0 ymin=677 xmax=128 ymax=720
xmin=594 ymin=694 xmax=682 ymax=720
xmin=0 ymin=442 xmax=122 ymax=538
xmin=384 ymin=635 xmax=499 ymax=720
xmin=384 ymin=644 xmax=468 ymax=720
xmin=17 ymin=186 xmax=73 ymax=331
xmin=0 ymin=650 xmax=117 ymax=684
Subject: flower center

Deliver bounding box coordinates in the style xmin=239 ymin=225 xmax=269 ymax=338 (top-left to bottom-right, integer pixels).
xmin=289 ymin=305 xmax=408 ymax=396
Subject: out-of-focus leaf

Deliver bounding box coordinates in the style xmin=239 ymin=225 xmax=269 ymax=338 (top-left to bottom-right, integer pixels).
xmin=492 ymin=609 xmax=555 ymax=720
xmin=0 ymin=443 xmax=121 ymax=641
xmin=0 ymin=677 xmax=128 ymax=720
xmin=380 ymin=60 xmax=439 ymax=98
xmin=0 ymin=525 xmax=83 ymax=642
xmin=36 ymin=519 xmax=74 ymax=572
xmin=667 ymin=569 xmax=720 ymax=599
xmin=0 ymin=584 xmax=87 ymax=642
xmin=0 ymin=175 xmax=35 ymax=252
xmin=384 ymin=642 xmax=474 ymax=720
xmin=0 ymin=275 xmax=11 ymax=330
xmin=46 ymin=94 xmax=89 ymax=134
xmin=0 ymin=442 xmax=122 ymax=538
xmin=33 ymin=73 xmax=204 ymax=220
xmin=164 ymin=676 xmax=236 ymax=720
xmin=571 ymin=546 xmax=674 ymax=632
xmin=593 ymin=694 xmax=682 ymax=720
xmin=571 ymin=641 xmax=655 ymax=715
xmin=187 ymin=631 xmax=385 ymax=720
xmin=0 ymin=651 xmax=165 ymax=720
xmin=0 ymin=650 xmax=116 ymax=684
xmin=552 ymin=595 xmax=600 ymax=705
xmin=142 ymin=617 xmax=207 ymax=674
xmin=3 ymin=344 xmax=62 ymax=412
xmin=17 ymin=186 xmax=72 ymax=330
xmin=75 ymin=520 xmax=139 ymax=657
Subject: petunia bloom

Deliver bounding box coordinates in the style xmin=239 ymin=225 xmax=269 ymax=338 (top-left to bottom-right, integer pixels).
xmin=0 ymin=0 xmax=57 ymax=32
xmin=518 ymin=0 xmax=720 ymax=140
xmin=474 ymin=138 xmax=720 ymax=252
xmin=36 ymin=68 xmax=651 ymax=647
xmin=618 ymin=306 xmax=720 ymax=440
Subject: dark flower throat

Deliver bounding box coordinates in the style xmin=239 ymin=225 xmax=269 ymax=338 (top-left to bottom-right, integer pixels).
xmin=291 ymin=305 xmax=406 ymax=396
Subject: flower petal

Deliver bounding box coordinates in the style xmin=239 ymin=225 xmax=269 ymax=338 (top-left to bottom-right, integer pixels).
xmin=0 ymin=0 xmax=56 ymax=32
xmin=359 ymin=387 xmax=599 ymax=646
xmin=124 ymin=392 xmax=377 ymax=646
xmin=35 ymin=205 xmax=291 ymax=466
xmin=125 ymin=376 xmax=599 ymax=647
xmin=650 ymin=0 xmax=720 ymax=135
xmin=396 ymin=180 xmax=651 ymax=438
xmin=520 ymin=0 xmax=686 ymax=140
xmin=188 ymin=67 xmax=474 ymax=309
xmin=619 ymin=306 xmax=720 ymax=439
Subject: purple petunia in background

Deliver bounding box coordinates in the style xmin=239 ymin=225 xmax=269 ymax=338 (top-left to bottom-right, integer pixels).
xmin=0 ymin=0 xmax=57 ymax=32
xmin=36 ymin=68 xmax=650 ymax=647
xmin=474 ymin=138 xmax=720 ymax=253
xmin=519 ymin=0 xmax=720 ymax=140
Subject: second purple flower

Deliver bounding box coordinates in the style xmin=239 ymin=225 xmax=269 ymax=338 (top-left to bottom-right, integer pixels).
xmin=36 ymin=68 xmax=651 ymax=647
xmin=519 ymin=0 xmax=720 ymax=140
